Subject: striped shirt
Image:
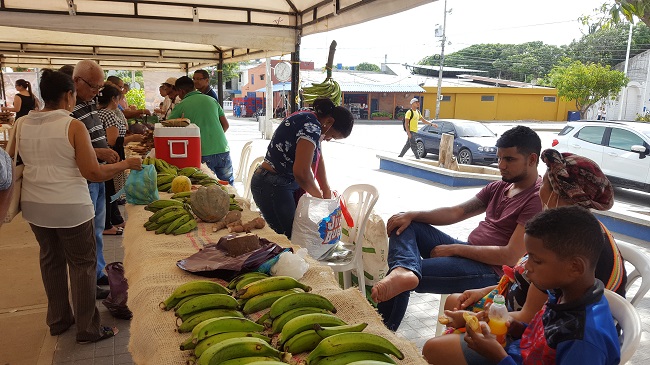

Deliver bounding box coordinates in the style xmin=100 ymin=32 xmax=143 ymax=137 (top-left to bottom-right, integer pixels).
xmin=72 ymin=100 xmax=108 ymax=149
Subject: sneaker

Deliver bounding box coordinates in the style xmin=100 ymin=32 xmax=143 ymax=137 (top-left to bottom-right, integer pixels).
xmin=96 ymin=286 xmax=110 ymax=300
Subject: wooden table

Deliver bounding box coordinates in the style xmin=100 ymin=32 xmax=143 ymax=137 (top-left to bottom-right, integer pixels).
xmin=122 ymin=194 xmax=427 ymax=365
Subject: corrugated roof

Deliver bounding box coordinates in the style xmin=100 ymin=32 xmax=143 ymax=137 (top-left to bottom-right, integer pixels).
xmin=338 ymin=83 xmax=424 ymax=92
xmin=301 ymin=69 xmax=425 ymax=93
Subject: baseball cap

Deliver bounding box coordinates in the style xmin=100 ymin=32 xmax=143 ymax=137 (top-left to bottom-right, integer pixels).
xmin=162 ymin=77 xmax=177 ymax=86
xmin=410 ymin=97 xmax=419 ymax=104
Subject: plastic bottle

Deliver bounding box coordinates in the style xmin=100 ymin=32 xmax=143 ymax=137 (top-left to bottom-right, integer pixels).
xmin=488 ymin=294 xmax=509 ymax=347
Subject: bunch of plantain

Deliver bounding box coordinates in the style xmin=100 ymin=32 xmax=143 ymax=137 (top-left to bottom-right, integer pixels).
xmin=281 ymin=322 xmax=368 ymax=355
xmin=170 ymin=191 xmax=192 ymax=203
xmin=144 ymin=198 xmax=184 ymax=212
xmin=301 ymin=41 xmax=341 ymax=106
xmin=234 ymin=276 xmax=312 ymax=300
xmin=306 ymin=332 xmax=404 ymax=364
xmin=229 ymin=194 xmax=242 ymax=211
xmin=174 ymin=293 xmax=242 ymax=333
xmin=195 ymin=336 xmax=290 ymax=365
xmin=161 ymin=117 xmax=190 ymax=127
xmin=160 ymin=280 xmax=230 ymax=310
xmin=143 ymin=204 xmax=197 ymax=235
xmin=144 ymin=156 xmax=179 ymax=176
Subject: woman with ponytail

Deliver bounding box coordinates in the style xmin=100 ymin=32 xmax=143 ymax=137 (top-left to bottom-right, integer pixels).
xmin=2 ymin=79 xmax=39 ymax=118
xmin=251 ymin=98 xmax=354 ymax=238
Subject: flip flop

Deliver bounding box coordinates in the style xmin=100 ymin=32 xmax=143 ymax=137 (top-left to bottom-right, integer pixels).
xmin=114 ymin=222 xmax=126 ymax=228
xmin=103 ymin=227 xmax=124 ymax=235
xmin=77 ymin=326 xmax=118 ymax=344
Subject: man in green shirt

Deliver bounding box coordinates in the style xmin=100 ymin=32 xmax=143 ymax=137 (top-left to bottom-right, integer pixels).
xmin=169 ymin=76 xmax=233 ymax=184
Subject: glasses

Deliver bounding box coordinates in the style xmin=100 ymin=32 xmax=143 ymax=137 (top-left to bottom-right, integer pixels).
xmin=193 ymin=77 xmax=207 ymax=81
xmin=78 ymin=77 xmax=104 ymax=92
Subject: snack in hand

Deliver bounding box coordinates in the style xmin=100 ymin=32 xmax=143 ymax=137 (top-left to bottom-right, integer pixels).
xmin=438 ymin=315 xmax=451 ymax=325
xmin=463 ymin=312 xmax=481 ymax=332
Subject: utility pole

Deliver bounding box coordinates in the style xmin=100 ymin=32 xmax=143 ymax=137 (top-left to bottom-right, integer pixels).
xmin=434 ymin=0 xmax=448 ymax=120
xmin=618 ymin=22 xmax=633 ymax=120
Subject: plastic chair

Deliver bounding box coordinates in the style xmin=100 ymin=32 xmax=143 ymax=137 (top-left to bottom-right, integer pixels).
xmin=320 ymin=184 xmax=379 ymax=294
xmin=617 ymin=240 xmax=650 ymax=307
xmin=243 ymin=156 xmax=264 ymax=206
xmin=435 ymin=294 xmax=450 ymax=336
xmin=604 ymin=289 xmax=642 ymax=364
xmin=233 ymin=141 xmax=253 ymax=184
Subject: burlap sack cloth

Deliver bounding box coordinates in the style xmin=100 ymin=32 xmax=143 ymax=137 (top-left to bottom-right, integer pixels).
xmin=123 ymin=195 xmax=428 ymax=365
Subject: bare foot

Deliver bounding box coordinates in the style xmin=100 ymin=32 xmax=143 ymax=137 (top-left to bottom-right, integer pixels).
xmin=371 ymin=267 xmax=419 ymax=303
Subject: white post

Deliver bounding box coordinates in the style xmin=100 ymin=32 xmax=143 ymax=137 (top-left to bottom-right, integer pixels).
xmin=618 ymin=22 xmax=634 ymax=120
xmin=264 ymin=57 xmax=273 ymax=139
xmin=643 ymin=52 xmax=650 ymax=116
xmin=434 ymin=0 xmax=448 ymax=120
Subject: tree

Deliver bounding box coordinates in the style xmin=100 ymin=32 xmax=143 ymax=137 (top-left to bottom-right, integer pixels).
xmin=205 ymin=63 xmax=240 ymax=88
xmin=356 ymin=62 xmax=381 ymax=72
xmin=545 ymin=59 xmax=628 ymax=118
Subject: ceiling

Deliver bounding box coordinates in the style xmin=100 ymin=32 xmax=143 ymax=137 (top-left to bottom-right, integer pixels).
xmin=0 ymin=0 xmax=434 ymax=71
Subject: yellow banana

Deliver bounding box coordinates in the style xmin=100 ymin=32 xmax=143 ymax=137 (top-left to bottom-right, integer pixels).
xmin=195 ymin=337 xmax=283 ymax=365
xmin=282 ymin=329 xmax=323 ymax=354
xmin=159 ymin=281 xmax=230 ymax=310
xmin=306 ymin=333 xmax=404 ymax=363
xmin=176 ymin=309 xmax=243 ymax=333
xmin=193 ymin=317 xmax=265 ymax=343
xmin=314 ymin=322 xmax=368 ymax=338
xmin=311 ymin=351 xmax=397 ymax=365
xmin=278 ymin=313 xmax=346 ymax=346
xmin=172 ymin=294 xmax=202 ymax=311
xmin=269 ymin=292 xmax=336 ymax=319
xmin=235 ymin=276 xmax=311 ymax=299
xmin=242 ymin=288 xmax=304 ymax=314
xmin=271 ymin=307 xmax=333 ymax=333
xmin=228 ymin=272 xmax=270 ymax=290
xmin=235 ymin=275 xmax=269 ymax=292
xmin=194 ymin=332 xmax=271 ymax=358
xmin=175 ymin=294 xmax=239 ymax=320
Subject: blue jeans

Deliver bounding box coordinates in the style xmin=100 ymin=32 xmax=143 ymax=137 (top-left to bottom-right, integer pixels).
xmin=250 ymin=169 xmax=299 ymax=239
xmin=88 ymin=182 xmax=106 ymax=279
xmin=377 ymin=222 xmax=501 ymax=331
xmin=202 ymin=152 xmax=234 ymax=185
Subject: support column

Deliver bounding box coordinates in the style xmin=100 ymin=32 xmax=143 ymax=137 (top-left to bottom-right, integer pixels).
xmin=290 ymin=31 xmax=301 ymax=113
xmin=217 ymin=52 xmax=224 ymax=106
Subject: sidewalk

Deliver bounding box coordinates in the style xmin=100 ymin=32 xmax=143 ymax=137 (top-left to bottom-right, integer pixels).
xmin=1 ymin=120 xmax=649 ymax=364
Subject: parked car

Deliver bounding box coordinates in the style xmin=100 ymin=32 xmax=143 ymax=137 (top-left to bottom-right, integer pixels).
xmin=552 ymin=120 xmax=650 ymax=192
xmin=413 ymin=119 xmax=498 ymax=165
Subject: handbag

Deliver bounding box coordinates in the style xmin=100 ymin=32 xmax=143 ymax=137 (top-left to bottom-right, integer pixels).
xmin=4 ymin=118 xmax=24 ymax=223
xmin=102 ymin=262 xmax=133 ymax=320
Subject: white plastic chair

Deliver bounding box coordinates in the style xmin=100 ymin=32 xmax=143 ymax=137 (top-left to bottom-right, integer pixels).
xmin=617 ymin=240 xmax=650 ymax=307
xmin=436 ymin=294 xmax=450 ymax=336
xmin=604 ymin=289 xmax=642 ymax=364
xmin=320 ymin=184 xmax=379 ymax=294
xmin=243 ymin=156 xmax=264 ymax=208
xmin=233 ymin=141 xmax=253 ymax=184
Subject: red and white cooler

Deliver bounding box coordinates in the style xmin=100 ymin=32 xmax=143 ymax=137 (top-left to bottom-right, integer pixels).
xmin=153 ymin=123 xmax=201 ymax=168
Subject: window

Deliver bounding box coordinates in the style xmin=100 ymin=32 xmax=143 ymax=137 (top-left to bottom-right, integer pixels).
xmin=441 ymin=95 xmax=451 ymax=101
xmin=575 ymin=126 xmax=606 ymax=145
xmin=608 ymin=128 xmax=644 ymax=151
xmin=481 ymin=95 xmax=495 ymax=102
xmin=260 ymin=75 xmax=265 ymax=80
xmin=558 ymin=126 xmax=574 ymax=136
xmin=441 ymin=122 xmax=455 ymax=135
xmin=251 ymin=75 xmax=254 ymax=85
xmin=427 ymin=125 xmax=440 ymax=134
xmin=543 ymin=96 xmax=556 ymax=102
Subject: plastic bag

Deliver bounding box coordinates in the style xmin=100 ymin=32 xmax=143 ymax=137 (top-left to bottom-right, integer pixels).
xmin=270 ymin=248 xmax=310 ymax=280
xmin=291 ymin=195 xmax=342 ymax=259
xmin=102 ymin=262 xmax=133 ymax=320
xmin=113 ymin=164 xmax=158 ymax=205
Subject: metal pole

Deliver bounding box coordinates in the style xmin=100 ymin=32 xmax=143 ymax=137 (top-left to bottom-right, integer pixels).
xmin=434 ymin=0 xmax=447 ymax=120
xmin=264 ymin=57 xmax=273 ymax=139
xmin=618 ymin=22 xmax=633 ymax=120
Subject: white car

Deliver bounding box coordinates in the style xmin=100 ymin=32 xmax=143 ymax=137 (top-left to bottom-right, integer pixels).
xmin=552 ymin=120 xmax=650 ymax=192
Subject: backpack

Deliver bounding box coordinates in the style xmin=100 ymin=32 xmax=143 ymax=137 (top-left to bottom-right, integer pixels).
xmin=403 ymin=109 xmax=417 ymax=131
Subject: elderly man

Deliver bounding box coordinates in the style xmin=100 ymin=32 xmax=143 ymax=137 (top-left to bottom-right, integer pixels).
xmin=169 ymin=76 xmax=233 ymax=184
xmin=72 ymin=60 xmax=117 ymax=299
xmin=193 ymin=70 xmax=219 ymax=103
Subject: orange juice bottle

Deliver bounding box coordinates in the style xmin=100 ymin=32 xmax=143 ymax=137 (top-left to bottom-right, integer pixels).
xmin=488 ymin=294 xmax=509 ymax=347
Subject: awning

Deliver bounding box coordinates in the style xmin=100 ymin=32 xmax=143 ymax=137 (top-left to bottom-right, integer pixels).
xmin=0 ymin=0 xmax=435 ymax=71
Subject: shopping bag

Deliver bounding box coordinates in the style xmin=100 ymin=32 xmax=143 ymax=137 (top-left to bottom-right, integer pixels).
xmin=291 ymin=195 xmax=342 ymax=259
xmin=345 ymin=207 xmax=389 ymax=291
xmin=112 ymin=164 xmax=158 ymax=205
xmin=102 ymin=262 xmax=133 ymax=320
xmin=4 ymin=117 xmax=24 ymax=223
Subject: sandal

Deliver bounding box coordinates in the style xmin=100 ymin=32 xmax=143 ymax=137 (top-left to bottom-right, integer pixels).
xmin=77 ymin=326 xmax=118 ymax=344
xmin=103 ymin=226 xmax=124 ymax=235
xmin=114 ymin=222 xmax=126 ymax=228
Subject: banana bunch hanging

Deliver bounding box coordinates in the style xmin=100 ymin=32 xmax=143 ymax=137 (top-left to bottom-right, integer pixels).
xmin=302 ymin=40 xmax=342 ymax=106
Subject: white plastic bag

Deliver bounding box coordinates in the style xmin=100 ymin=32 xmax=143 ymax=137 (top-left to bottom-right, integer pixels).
xmin=291 ymin=195 xmax=342 ymax=259
xmin=270 ymin=248 xmax=310 ymax=280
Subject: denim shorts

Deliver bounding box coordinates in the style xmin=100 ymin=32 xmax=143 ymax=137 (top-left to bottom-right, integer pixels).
xmin=201 ymin=152 xmax=234 ymax=185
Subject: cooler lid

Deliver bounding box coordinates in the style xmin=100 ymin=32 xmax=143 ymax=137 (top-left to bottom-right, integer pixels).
xmin=154 ymin=123 xmax=201 ymax=137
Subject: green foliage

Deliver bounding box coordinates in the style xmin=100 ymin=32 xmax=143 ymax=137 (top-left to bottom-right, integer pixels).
xmin=371 ymin=111 xmax=392 ymax=118
xmin=204 ymin=63 xmax=240 ymax=87
xmin=421 ymin=42 xmax=565 ymax=82
xmin=546 ymin=59 xmax=628 ymax=118
xmin=356 ymin=62 xmax=381 ymax=72
xmin=635 ymin=113 xmax=650 ymax=122
xmin=565 ymin=22 xmax=650 ymax=67
xmin=126 ymin=88 xmax=146 ymax=110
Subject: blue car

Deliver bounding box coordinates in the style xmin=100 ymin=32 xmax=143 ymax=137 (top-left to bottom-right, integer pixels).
xmin=414 ymin=119 xmax=498 ymax=165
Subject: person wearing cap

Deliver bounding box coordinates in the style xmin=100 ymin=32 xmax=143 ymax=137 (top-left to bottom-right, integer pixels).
xmin=398 ymin=97 xmax=437 ymax=159
xmin=160 ymin=77 xmax=180 ymax=120
xmin=422 ymin=148 xmax=625 ymax=365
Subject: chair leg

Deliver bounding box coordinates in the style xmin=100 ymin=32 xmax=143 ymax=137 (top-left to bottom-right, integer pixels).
xmin=342 ymin=270 xmax=352 ymax=289
xmin=357 ymin=266 xmax=366 ymax=297
xmin=435 ymin=294 xmax=449 ymax=336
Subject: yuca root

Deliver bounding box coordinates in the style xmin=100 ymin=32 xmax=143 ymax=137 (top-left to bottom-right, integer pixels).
xmin=228 ymin=217 xmax=266 ymax=233
xmin=212 ymin=210 xmax=242 ymax=232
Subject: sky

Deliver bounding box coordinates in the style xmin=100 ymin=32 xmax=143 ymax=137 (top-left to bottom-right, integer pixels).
xmin=299 ymin=0 xmax=608 ymax=68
